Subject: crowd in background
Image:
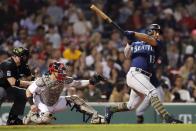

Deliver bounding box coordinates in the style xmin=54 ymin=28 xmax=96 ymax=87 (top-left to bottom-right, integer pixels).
xmin=0 ymin=0 xmax=196 ymax=103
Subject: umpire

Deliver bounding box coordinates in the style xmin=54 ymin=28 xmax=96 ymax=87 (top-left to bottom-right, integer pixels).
xmin=0 ymin=47 xmax=32 ymax=125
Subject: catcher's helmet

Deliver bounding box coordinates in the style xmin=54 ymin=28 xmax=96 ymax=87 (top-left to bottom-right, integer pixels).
xmin=12 ymin=47 xmax=29 ymax=64
xmin=146 ymin=24 xmax=161 ymax=35
xmin=48 ymin=62 xmax=67 ymax=81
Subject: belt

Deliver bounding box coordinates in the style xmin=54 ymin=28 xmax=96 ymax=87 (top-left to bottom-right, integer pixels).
xmin=135 ymin=68 xmax=152 ymax=77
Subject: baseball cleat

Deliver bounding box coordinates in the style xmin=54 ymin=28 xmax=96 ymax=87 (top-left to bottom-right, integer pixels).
xmin=104 ymin=106 xmax=114 ymax=124
xmin=23 ymin=115 xmax=31 ymax=125
xmin=165 ymin=115 xmax=183 ymax=124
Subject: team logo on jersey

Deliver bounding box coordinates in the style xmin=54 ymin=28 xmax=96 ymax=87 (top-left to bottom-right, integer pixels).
xmin=6 ymin=70 xmax=11 ymax=77
xmin=132 ymin=45 xmax=154 ymax=53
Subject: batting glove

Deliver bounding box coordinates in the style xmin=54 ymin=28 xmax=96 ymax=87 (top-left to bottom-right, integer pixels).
xmin=124 ymin=30 xmax=135 ymax=41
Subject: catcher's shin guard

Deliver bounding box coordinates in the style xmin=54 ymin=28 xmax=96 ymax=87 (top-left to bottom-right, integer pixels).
xmin=65 ymin=95 xmax=106 ymax=124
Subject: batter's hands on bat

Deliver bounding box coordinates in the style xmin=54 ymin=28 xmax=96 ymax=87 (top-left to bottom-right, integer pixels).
xmin=124 ymin=30 xmax=135 ymax=41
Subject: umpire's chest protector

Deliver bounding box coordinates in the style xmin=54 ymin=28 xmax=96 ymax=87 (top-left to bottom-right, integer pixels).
xmin=35 ymin=76 xmax=65 ymax=106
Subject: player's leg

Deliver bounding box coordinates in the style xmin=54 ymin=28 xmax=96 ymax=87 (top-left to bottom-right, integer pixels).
xmin=105 ymin=89 xmax=145 ymax=123
xmin=156 ymin=86 xmax=164 ymax=103
xmin=6 ymin=87 xmax=26 ymax=125
xmin=65 ymin=95 xmax=106 ymax=124
xmin=23 ymin=95 xmax=54 ymax=125
xmin=135 ymin=86 xmax=164 ymax=124
xmin=136 ymin=96 xmax=150 ymax=123
xmin=127 ymin=69 xmax=182 ymax=123
xmin=0 ymin=87 xmax=6 ymax=108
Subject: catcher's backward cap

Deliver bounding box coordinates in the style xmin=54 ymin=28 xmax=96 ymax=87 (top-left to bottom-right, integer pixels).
xmin=12 ymin=47 xmax=29 ymax=57
xmin=49 ymin=62 xmax=66 ymax=73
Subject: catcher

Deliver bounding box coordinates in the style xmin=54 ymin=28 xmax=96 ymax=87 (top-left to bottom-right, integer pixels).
xmin=23 ymin=62 xmax=106 ymax=124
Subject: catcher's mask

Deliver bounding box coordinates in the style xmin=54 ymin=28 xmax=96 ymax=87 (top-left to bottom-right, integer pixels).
xmin=49 ymin=62 xmax=67 ymax=81
xmin=12 ymin=47 xmax=30 ymax=64
xmin=146 ymin=24 xmax=161 ymax=36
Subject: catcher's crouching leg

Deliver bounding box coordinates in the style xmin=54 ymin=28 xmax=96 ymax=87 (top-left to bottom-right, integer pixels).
xmin=23 ymin=111 xmax=56 ymax=125
xmin=65 ymin=95 xmax=106 ymax=124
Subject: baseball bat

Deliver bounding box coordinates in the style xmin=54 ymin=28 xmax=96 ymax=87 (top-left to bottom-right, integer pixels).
xmin=90 ymin=4 xmax=124 ymax=34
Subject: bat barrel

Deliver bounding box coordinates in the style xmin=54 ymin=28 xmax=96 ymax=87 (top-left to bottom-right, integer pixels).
xmin=90 ymin=4 xmax=112 ymax=23
xmin=90 ymin=4 xmax=124 ymax=35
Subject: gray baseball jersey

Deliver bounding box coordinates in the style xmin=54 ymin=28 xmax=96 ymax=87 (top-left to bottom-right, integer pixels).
xmin=29 ymin=75 xmax=76 ymax=106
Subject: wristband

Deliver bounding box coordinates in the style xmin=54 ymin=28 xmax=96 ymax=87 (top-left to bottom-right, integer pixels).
xmin=15 ymin=79 xmax=20 ymax=86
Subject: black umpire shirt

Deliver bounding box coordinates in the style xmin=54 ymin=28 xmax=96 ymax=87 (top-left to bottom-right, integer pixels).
xmin=0 ymin=57 xmax=31 ymax=88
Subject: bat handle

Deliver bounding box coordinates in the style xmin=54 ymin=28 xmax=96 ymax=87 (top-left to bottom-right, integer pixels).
xmin=111 ymin=22 xmax=124 ymax=35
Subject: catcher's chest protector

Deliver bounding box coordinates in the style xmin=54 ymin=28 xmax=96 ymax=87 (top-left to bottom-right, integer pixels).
xmin=36 ymin=76 xmax=65 ymax=106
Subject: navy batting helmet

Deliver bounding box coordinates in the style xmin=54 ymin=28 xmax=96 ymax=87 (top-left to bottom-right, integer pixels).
xmin=146 ymin=24 xmax=161 ymax=35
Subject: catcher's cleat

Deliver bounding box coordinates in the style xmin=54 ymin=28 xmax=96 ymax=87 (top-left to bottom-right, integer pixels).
xmin=91 ymin=114 xmax=106 ymax=124
xmin=23 ymin=115 xmax=31 ymax=125
xmin=105 ymin=107 xmax=114 ymax=124
xmin=165 ymin=115 xmax=183 ymax=124
xmin=23 ymin=111 xmax=37 ymax=125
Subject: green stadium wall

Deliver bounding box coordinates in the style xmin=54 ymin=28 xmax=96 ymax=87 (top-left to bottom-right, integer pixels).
xmin=0 ymin=103 xmax=196 ymax=125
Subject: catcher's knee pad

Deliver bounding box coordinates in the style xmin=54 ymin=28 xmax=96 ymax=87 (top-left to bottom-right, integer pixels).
xmin=39 ymin=112 xmax=55 ymax=124
xmin=24 ymin=111 xmax=55 ymax=124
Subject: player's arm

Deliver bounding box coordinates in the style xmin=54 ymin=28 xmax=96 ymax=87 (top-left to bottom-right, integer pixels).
xmin=69 ymin=80 xmax=90 ymax=87
xmin=124 ymin=31 xmax=157 ymax=46
xmin=7 ymin=77 xmax=32 ymax=88
xmin=26 ymin=81 xmax=39 ymax=112
xmin=124 ymin=43 xmax=131 ymax=58
xmin=134 ymin=32 xmax=157 ymax=46
xmin=68 ymin=74 xmax=105 ymax=87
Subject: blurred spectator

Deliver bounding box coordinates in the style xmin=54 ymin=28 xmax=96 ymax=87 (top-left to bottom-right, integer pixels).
xmin=45 ymin=24 xmax=61 ymax=48
xmin=83 ymin=84 xmax=101 ymax=102
xmin=66 ymin=87 xmax=77 ymax=96
xmin=31 ymin=25 xmax=45 ymax=45
xmin=63 ymin=42 xmax=82 ymax=61
xmin=172 ymin=76 xmax=193 ymax=102
xmin=117 ymin=0 xmax=133 ymax=28
xmin=20 ymin=13 xmax=38 ymax=35
xmin=187 ymin=29 xmax=196 ymax=56
xmin=0 ymin=50 xmax=8 ymax=63
xmin=47 ymin=0 xmax=64 ymax=25
xmin=64 ymin=4 xmax=81 ymax=24
xmin=89 ymin=32 xmax=103 ymax=53
xmin=73 ymin=11 xmax=92 ymax=36
xmin=110 ymin=30 xmax=123 ymax=51
xmin=172 ymin=92 xmax=185 ymax=102
xmin=13 ymin=28 xmax=30 ymax=48
xmin=192 ymin=88 xmax=196 ymax=102
xmin=179 ymin=56 xmax=195 ymax=84
xmin=109 ymin=82 xmax=129 ymax=102
xmin=9 ymin=22 xmax=19 ymax=42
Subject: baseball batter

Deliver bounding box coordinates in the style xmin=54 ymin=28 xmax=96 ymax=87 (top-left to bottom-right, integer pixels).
xmin=23 ymin=62 xmax=105 ymax=124
xmin=105 ymin=24 xmax=183 ymax=124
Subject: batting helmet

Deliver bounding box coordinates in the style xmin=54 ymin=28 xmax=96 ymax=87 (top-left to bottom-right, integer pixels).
xmin=48 ymin=62 xmax=67 ymax=81
xmin=12 ymin=47 xmax=29 ymax=64
xmin=146 ymin=24 xmax=161 ymax=35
